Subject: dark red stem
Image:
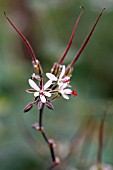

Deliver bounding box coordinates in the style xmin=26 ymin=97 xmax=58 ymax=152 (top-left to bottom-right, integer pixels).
xmin=58 ymin=7 xmax=84 ymax=65
xmin=4 ymin=12 xmax=37 ymax=65
xmin=38 ymin=104 xmax=57 ymax=164
xmin=70 ymin=8 xmax=105 ymax=67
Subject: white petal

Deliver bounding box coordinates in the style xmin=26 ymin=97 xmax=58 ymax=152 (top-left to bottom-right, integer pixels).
xmin=44 ymin=80 xmax=52 ymax=90
xmin=46 ymin=73 xmax=57 ymax=81
xmin=64 ymin=76 xmax=70 ymax=80
xmin=62 ymin=83 xmax=68 ymax=89
xmin=62 ymin=76 xmax=70 ymax=82
xmin=34 ymin=92 xmax=39 ymax=97
xmin=62 ymin=94 xmax=69 ymax=99
xmin=29 ymin=79 xmax=40 ymax=91
xmin=63 ymin=89 xmax=72 ymax=94
xmin=58 ymin=82 xmax=64 ymax=88
xmin=59 ymin=65 xmax=65 ymax=79
xmin=40 ymin=95 xmax=46 ymax=103
xmin=44 ymin=92 xmax=51 ymax=97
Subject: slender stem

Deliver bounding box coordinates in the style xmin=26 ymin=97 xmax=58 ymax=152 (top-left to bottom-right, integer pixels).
xmin=70 ymin=8 xmax=105 ymax=67
xmin=41 ymin=130 xmax=49 ymax=144
xmin=58 ymin=7 xmax=84 ymax=65
xmin=39 ymin=103 xmax=45 ymax=128
xmin=38 ymin=103 xmax=57 ymax=166
xmin=4 ymin=12 xmax=37 ymax=65
xmin=49 ymin=143 xmax=56 ymax=162
xmin=97 ymin=105 xmax=108 ymax=164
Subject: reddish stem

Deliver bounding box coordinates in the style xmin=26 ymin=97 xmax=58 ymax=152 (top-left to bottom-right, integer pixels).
xmin=70 ymin=8 xmax=105 ymax=67
xmin=58 ymin=7 xmax=84 ymax=65
xmin=4 ymin=12 xmax=37 ymax=65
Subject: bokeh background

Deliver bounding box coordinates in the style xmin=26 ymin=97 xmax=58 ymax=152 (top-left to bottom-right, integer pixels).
xmin=0 ymin=0 xmax=113 ymax=170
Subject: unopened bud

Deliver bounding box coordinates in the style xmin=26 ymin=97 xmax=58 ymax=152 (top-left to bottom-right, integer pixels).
xmin=46 ymin=100 xmax=54 ymax=110
xmin=65 ymin=65 xmax=73 ymax=77
xmin=32 ymin=60 xmax=43 ymax=75
xmin=31 ymin=73 xmax=40 ymax=81
xmin=23 ymin=102 xmax=33 ymax=112
xmin=51 ymin=63 xmax=60 ymax=76
xmin=36 ymin=101 xmax=43 ymax=110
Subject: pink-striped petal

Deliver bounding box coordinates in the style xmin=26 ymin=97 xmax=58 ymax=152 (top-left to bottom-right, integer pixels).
xmin=34 ymin=92 xmax=39 ymax=97
xmin=59 ymin=65 xmax=65 ymax=79
xmin=44 ymin=91 xmax=51 ymax=97
xmin=40 ymin=95 xmax=46 ymax=103
xmin=62 ymin=94 xmax=69 ymax=99
xmin=26 ymin=89 xmax=37 ymax=93
xmin=29 ymin=79 xmax=40 ymax=91
xmin=63 ymin=89 xmax=72 ymax=94
xmin=46 ymin=73 xmax=57 ymax=81
xmin=44 ymin=80 xmax=52 ymax=90
xmin=61 ymin=82 xmax=69 ymax=89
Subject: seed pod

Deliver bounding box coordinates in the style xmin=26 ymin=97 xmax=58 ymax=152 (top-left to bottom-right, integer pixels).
xmin=36 ymin=101 xmax=43 ymax=110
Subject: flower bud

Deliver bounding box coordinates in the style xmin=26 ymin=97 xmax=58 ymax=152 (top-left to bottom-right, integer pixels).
xmin=51 ymin=63 xmax=60 ymax=76
xmin=36 ymin=101 xmax=43 ymax=110
xmin=46 ymin=100 xmax=54 ymax=110
xmin=23 ymin=102 xmax=33 ymax=112
xmin=31 ymin=73 xmax=40 ymax=81
xmin=32 ymin=60 xmax=43 ymax=75
xmin=64 ymin=65 xmax=73 ymax=77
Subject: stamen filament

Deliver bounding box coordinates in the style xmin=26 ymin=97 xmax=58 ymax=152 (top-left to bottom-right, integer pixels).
xmin=4 ymin=12 xmax=37 ymax=65
xmin=58 ymin=7 xmax=84 ymax=65
xmin=70 ymin=8 xmax=105 ymax=67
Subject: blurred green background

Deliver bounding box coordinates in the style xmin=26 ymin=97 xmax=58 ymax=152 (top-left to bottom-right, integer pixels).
xmin=0 ymin=0 xmax=113 ymax=170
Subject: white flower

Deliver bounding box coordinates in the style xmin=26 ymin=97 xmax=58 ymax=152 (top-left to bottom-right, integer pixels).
xmin=46 ymin=65 xmax=70 ymax=86
xmin=27 ymin=79 xmax=52 ymax=103
xmin=58 ymin=83 xmax=73 ymax=99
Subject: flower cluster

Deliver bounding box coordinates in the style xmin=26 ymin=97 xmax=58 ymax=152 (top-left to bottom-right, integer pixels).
xmin=25 ymin=64 xmax=77 ymax=111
